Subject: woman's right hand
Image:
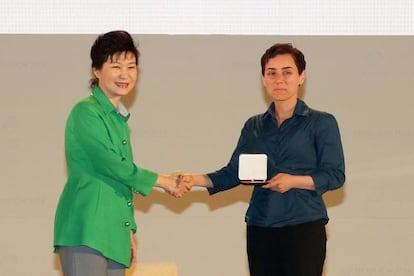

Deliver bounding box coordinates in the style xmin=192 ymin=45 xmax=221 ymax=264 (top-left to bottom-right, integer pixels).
xmin=155 ymin=173 xmax=189 ymax=197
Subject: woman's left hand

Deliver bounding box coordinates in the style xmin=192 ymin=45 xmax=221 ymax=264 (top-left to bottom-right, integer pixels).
xmin=262 ymin=173 xmax=295 ymax=193
xmin=262 ymin=173 xmax=315 ymax=193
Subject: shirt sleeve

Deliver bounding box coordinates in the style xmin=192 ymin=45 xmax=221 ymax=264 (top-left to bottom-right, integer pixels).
xmin=310 ymin=113 xmax=346 ymax=195
xmin=207 ymin=119 xmax=256 ymax=194
xmin=66 ymin=102 xmax=157 ymax=196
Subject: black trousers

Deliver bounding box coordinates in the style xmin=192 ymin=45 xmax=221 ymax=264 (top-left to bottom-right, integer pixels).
xmin=247 ymin=219 xmax=327 ymax=276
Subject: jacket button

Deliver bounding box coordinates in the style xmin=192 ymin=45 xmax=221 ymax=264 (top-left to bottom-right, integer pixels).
xmin=122 ymin=140 xmax=127 ymax=145
xmin=125 ymin=221 xmax=130 ymax=227
xmin=127 ymin=201 xmax=132 ymax=206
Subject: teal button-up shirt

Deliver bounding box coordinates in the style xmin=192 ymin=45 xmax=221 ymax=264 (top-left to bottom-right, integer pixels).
xmin=208 ymin=99 xmax=345 ymax=227
xmin=54 ymin=86 xmax=158 ymax=267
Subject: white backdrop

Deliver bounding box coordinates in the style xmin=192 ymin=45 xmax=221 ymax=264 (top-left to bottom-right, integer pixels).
xmin=1 ymin=0 xmax=413 ymax=34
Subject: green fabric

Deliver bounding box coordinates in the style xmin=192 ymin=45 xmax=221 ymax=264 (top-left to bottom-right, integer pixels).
xmin=54 ymin=86 xmax=158 ymax=267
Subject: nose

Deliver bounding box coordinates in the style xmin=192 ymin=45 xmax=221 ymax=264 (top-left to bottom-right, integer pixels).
xmin=273 ymin=73 xmax=284 ymax=83
xmin=119 ymin=67 xmax=128 ymax=78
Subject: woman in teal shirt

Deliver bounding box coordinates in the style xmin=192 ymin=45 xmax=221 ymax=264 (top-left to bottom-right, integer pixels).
xmin=182 ymin=43 xmax=345 ymax=276
xmin=54 ymin=30 xmax=182 ymax=276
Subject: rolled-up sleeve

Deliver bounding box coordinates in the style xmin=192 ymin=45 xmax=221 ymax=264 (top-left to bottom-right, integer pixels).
xmin=311 ymin=113 xmax=345 ymax=195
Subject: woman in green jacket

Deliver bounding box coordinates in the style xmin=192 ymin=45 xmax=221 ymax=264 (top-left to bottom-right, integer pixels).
xmin=54 ymin=30 xmax=182 ymax=276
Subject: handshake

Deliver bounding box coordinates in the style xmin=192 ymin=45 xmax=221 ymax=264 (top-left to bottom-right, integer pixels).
xmin=156 ymin=172 xmax=212 ymax=198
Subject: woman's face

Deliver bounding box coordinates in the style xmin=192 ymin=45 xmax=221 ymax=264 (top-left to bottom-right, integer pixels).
xmin=93 ymin=51 xmax=138 ymax=105
xmin=262 ymin=54 xmax=305 ymax=104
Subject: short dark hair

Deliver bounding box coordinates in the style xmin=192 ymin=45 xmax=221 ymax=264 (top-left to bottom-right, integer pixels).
xmin=89 ymin=30 xmax=139 ymax=88
xmin=260 ymin=43 xmax=306 ymax=76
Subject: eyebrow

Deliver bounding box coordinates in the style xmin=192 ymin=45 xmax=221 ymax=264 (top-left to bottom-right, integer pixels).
xmin=109 ymin=60 xmax=136 ymax=65
xmin=266 ymin=66 xmax=294 ymax=71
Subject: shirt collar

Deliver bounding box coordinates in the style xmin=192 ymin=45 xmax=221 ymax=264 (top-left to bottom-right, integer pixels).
xmin=91 ymin=86 xmax=130 ymax=121
xmin=265 ymin=98 xmax=311 ymax=119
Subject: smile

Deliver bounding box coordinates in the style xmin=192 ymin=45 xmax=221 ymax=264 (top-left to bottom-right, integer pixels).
xmin=116 ymin=82 xmax=129 ymax=88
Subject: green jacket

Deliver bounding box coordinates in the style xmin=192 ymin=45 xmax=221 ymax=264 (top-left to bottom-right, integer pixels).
xmin=54 ymin=86 xmax=157 ymax=267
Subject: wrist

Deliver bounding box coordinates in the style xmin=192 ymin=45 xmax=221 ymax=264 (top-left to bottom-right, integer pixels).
xmin=156 ymin=174 xmax=177 ymax=190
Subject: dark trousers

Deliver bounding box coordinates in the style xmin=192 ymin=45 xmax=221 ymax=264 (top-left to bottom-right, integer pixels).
xmin=247 ymin=219 xmax=327 ymax=276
